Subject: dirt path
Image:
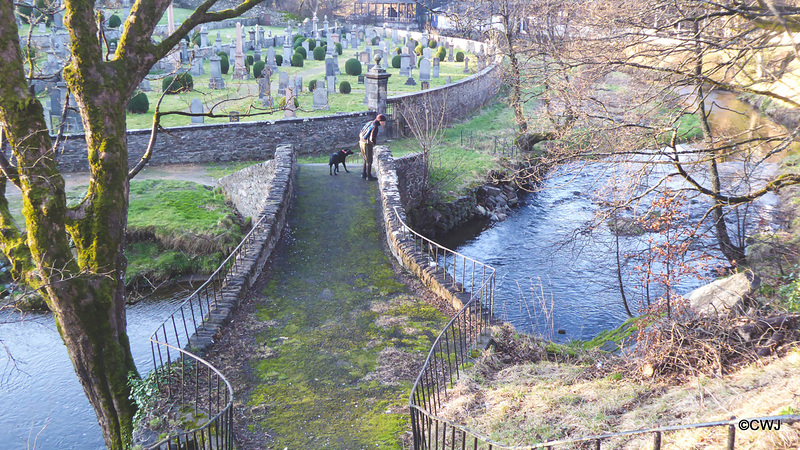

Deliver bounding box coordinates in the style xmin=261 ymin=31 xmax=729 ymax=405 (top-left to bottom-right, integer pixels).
xmin=206 ymin=164 xmax=456 ymax=449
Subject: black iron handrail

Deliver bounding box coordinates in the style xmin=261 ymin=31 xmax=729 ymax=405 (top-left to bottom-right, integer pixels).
xmin=145 ymin=167 xmax=283 ymax=449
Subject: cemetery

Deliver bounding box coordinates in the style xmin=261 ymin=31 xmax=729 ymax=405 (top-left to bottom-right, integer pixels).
xmin=17 ymin=6 xmax=486 ymax=131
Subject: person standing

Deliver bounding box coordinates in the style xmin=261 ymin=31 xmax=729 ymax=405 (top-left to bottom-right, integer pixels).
xmin=358 ymin=114 xmax=387 ymax=181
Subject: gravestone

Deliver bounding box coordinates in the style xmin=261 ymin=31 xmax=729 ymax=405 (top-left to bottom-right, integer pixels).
xmin=423 ymin=47 xmax=432 ymax=59
xmin=463 ymin=56 xmax=470 ymax=73
xmin=229 ymin=111 xmax=240 ymax=122
xmin=200 ymin=25 xmax=209 ymax=47
xmin=208 ymin=55 xmax=225 ymax=88
xmin=477 ymin=55 xmax=485 ymax=71
xmin=357 ymin=75 xmax=365 ymax=84
xmin=248 ymin=27 xmax=256 ymax=49
xmin=214 ymin=31 xmax=222 ymax=53
xmin=139 ymin=78 xmax=151 ymax=91
xmin=191 ymin=57 xmax=205 ymax=76
xmin=406 ymin=41 xmax=415 ymax=54
xmin=294 ymin=75 xmax=303 ymax=94
xmin=350 ymin=34 xmax=358 ymax=49
xmin=419 ymin=58 xmax=431 ymax=81
xmin=39 ymin=22 xmax=46 ymax=33
xmin=233 ymin=22 xmax=248 ymax=80
xmin=446 ymin=75 xmax=451 ymax=84
xmin=325 ymin=57 xmax=337 ymax=78
xmin=254 ymin=47 xmax=261 ymax=62
xmin=190 ymin=99 xmax=204 ymax=124
xmin=278 ymin=71 xmax=289 ymax=95
xmin=405 ymin=76 xmax=416 ymax=86
xmin=284 ymin=87 xmax=296 ymax=118
xmin=420 ymin=31 xmax=428 ymax=47
xmin=359 ymin=52 xmax=370 ymax=64
xmin=421 ymin=80 xmax=429 ymax=90
xmin=267 ymin=46 xmax=277 ymax=70
xmin=257 ymin=75 xmax=270 ymax=99
xmin=302 ymin=41 xmax=310 ymax=58
xmin=326 ymin=75 xmax=336 ymax=93
xmin=392 ymin=27 xmax=398 ymax=42
xmin=313 ymin=84 xmax=329 ymax=110
xmin=399 ymin=53 xmax=411 ymax=76
xmin=312 ymin=12 xmax=319 ymax=37
xmin=432 ymin=57 xmax=440 ymax=78
xmin=448 ymin=45 xmax=454 ymax=62
xmin=282 ymin=25 xmax=292 ymax=66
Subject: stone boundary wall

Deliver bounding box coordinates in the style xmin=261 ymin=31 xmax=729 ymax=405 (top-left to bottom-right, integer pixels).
xmin=186 ymin=144 xmax=296 ymax=353
xmin=53 ymin=111 xmax=373 ymax=172
xmin=373 ymin=145 xmax=471 ymax=310
xmin=218 ymin=160 xmax=277 ymax=220
xmin=392 ymin=152 xmax=426 ymax=211
xmin=40 ymin=36 xmax=498 ymax=173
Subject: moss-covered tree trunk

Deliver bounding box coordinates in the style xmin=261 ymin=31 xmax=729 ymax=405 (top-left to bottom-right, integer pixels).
xmin=1 ymin=0 xmax=264 ymax=446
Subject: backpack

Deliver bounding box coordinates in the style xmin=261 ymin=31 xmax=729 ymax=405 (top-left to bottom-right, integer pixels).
xmin=359 ymin=121 xmax=375 ymax=142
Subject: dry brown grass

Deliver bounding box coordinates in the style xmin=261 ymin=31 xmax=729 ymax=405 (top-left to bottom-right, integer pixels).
xmin=436 ymin=325 xmax=800 ymax=448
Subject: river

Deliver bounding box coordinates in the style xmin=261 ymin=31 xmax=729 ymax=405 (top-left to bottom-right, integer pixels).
xmin=0 ymin=90 xmax=791 ymax=448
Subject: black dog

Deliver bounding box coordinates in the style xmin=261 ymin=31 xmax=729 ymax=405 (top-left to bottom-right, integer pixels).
xmin=329 ymin=149 xmax=354 ymax=175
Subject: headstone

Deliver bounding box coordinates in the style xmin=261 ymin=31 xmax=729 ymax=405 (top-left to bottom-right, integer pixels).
xmin=358 ymin=75 xmax=365 ymax=84
xmin=325 ymin=57 xmax=336 ymax=77
xmin=477 ymin=55 xmax=485 ymax=71
xmin=254 ymin=47 xmax=261 ymax=62
xmin=284 ymin=87 xmax=296 ymax=118
xmin=448 ymin=47 xmax=454 ymax=62
xmin=39 ymin=22 xmax=47 ymax=34
xmin=267 ymin=46 xmax=277 ymax=70
xmin=53 ymin=11 xmax=63 ymax=30
xmin=419 ymin=58 xmax=431 ymax=81
xmin=179 ymin=40 xmax=189 ymax=62
xmin=214 ymin=31 xmax=222 ymax=53
xmin=405 ymin=76 xmax=416 ymax=86
xmin=312 ymin=12 xmax=319 ymax=37
xmin=421 ymin=31 xmax=429 ymax=47
xmin=258 ymin=75 xmax=270 ymax=99
xmin=208 ymin=55 xmax=225 ymax=88
xmin=248 ymin=27 xmax=256 ymax=48
xmin=326 ymin=75 xmax=336 ymax=93
xmin=190 ymin=99 xmax=204 ymax=124
xmin=446 ymin=75 xmax=451 ymax=84
xmin=323 ymin=15 xmax=329 ymax=37
xmin=233 ymin=23 xmax=248 ymax=79
xmin=294 ymin=75 xmax=302 ymax=94
xmin=423 ymin=47 xmax=432 ymax=59
xmin=392 ymin=27 xmax=398 ymax=42
xmin=282 ymin=25 xmax=292 ymax=66
xmin=200 ymin=25 xmax=209 ymax=47
xmin=139 ymin=78 xmax=151 ymax=91
xmin=399 ymin=53 xmax=411 ymax=76
xmin=313 ymin=83 xmax=329 ymax=110
xmin=277 ymin=71 xmax=288 ymax=96
xmin=421 ymin=80 xmax=429 ymax=90
xmin=350 ymin=34 xmax=358 ymax=49
xmin=191 ymin=57 xmax=204 ymax=75
xmin=463 ymin=56 xmax=470 ymax=74
xmin=302 ymin=41 xmax=310 ymax=59
xmin=432 ymin=57 xmax=440 ymax=78
xmin=229 ymin=111 xmax=240 ymax=122
xmin=359 ymin=51 xmax=370 ymax=64
xmin=406 ymin=41 xmax=415 ymax=54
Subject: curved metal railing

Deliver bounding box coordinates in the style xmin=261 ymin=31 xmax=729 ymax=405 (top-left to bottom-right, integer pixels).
xmin=145 ymin=184 xmax=281 ymax=449
xmin=397 ymin=209 xmax=800 ymax=449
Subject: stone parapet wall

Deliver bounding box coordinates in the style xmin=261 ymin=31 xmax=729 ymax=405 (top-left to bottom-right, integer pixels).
xmin=392 ymin=152 xmax=426 ymax=211
xmin=373 ymin=145 xmax=471 ymax=311
xmin=185 ymin=144 xmax=296 ymax=353
xmin=218 ymin=160 xmax=277 ymax=220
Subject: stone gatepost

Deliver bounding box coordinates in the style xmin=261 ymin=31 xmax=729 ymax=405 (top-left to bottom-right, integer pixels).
xmin=364 ymin=54 xmax=391 ymax=115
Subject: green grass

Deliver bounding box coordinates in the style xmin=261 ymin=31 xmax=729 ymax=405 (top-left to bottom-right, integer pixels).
xmin=204 ymin=160 xmax=263 ymax=179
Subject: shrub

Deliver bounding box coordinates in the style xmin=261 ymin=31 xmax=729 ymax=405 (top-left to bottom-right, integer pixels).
xmin=415 ymin=44 xmax=423 ymax=56
xmin=306 ymin=38 xmax=316 ymax=51
xmin=308 ymin=79 xmax=317 ymax=91
xmin=253 ymin=60 xmax=266 ymax=78
xmin=428 ymin=39 xmax=437 ymax=48
xmin=456 ymin=51 xmax=464 ymax=62
xmin=339 ymin=81 xmax=351 ymax=94
xmin=372 ymin=36 xmax=380 ymax=45
xmin=335 ymin=42 xmax=342 ymax=55
xmin=108 ymin=14 xmax=121 ymax=28
xmin=291 ymin=52 xmax=304 ymax=67
xmin=295 ymin=46 xmax=307 ymax=58
xmin=345 ymin=58 xmax=362 ymax=76
xmin=191 ymin=31 xmax=200 ymax=47
xmin=278 ymin=96 xmax=300 ymax=108
xmin=275 ymin=54 xmax=283 ymax=66
xmin=246 ymin=54 xmax=254 ymax=66
xmin=294 ymin=34 xmax=305 ymax=44
xmin=313 ymin=46 xmax=326 ymax=60
xmin=34 ymin=0 xmax=53 ymax=25
xmin=394 ymin=47 xmax=402 ymax=55
xmin=436 ymin=46 xmax=446 ymax=60
xmin=21 ymin=45 xmax=37 ymax=60
xmin=17 ymin=3 xmax=33 ymax=23
xmin=392 ymin=54 xmax=401 ymax=69
xmin=126 ymin=91 xmax=149 ymax=114
xmin=217 ymin=52 xmax=229 ymax=74
xmin=162 ymin=73 xmax=193 ymax=94
xmin=417 ymin=56 xmax=423 ymax=67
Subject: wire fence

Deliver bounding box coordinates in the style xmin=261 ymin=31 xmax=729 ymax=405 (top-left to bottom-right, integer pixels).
xmin=459 ymin=129 xmax=518 ymax=158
